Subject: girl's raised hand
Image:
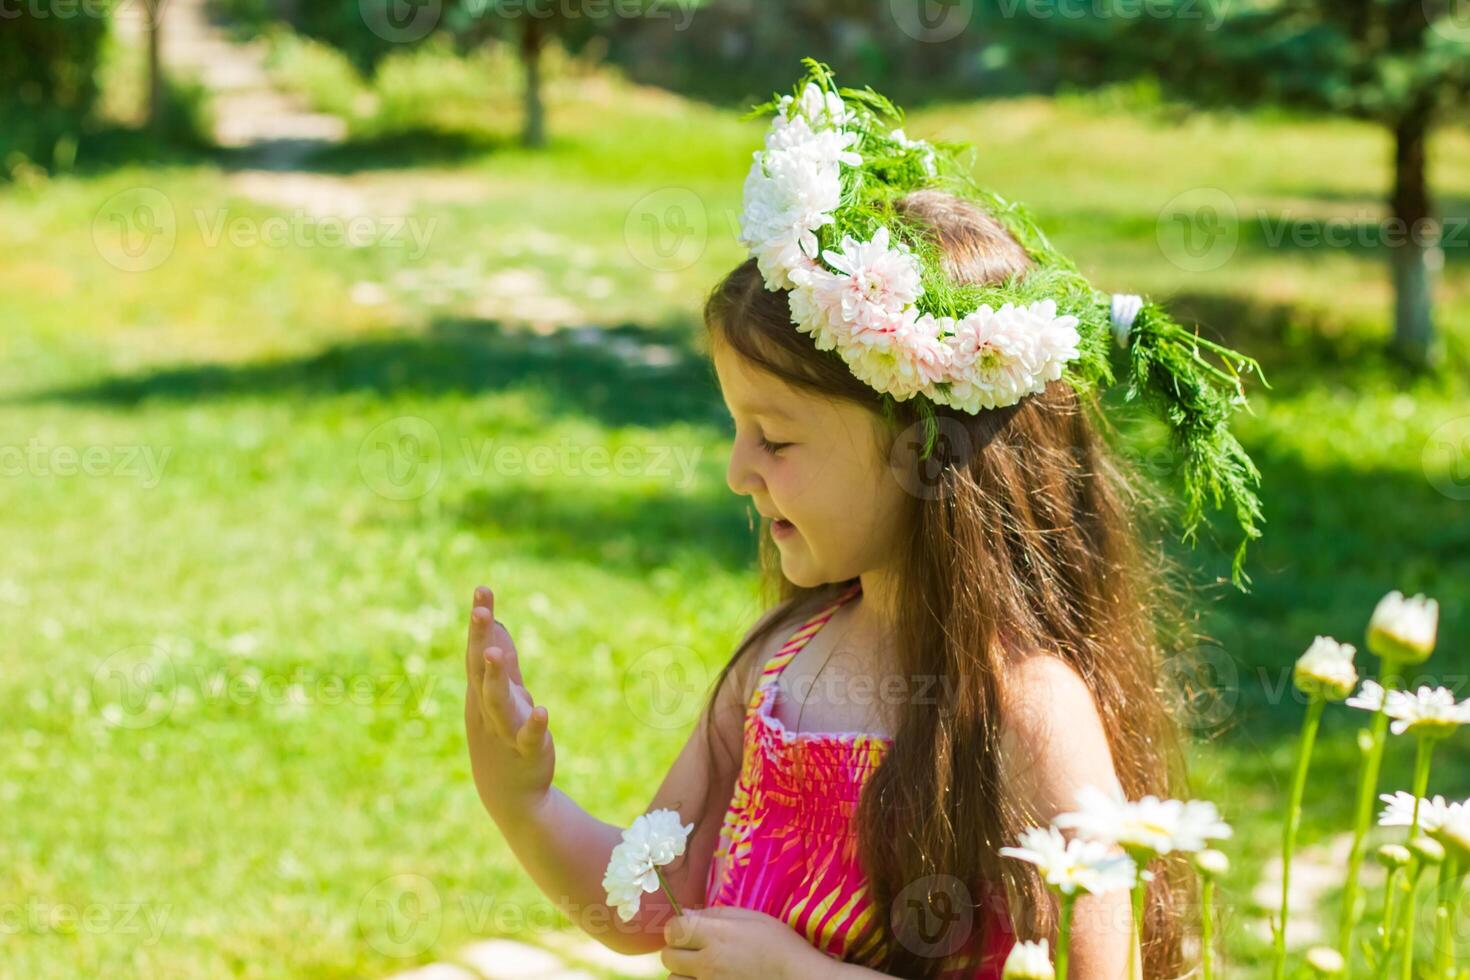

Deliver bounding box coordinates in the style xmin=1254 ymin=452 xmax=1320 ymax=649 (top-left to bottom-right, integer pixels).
xmin=464 ymin=586 xmax=555 ymax=815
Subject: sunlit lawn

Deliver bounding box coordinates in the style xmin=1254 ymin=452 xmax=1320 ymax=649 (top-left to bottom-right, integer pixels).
xmin=1 ymin=69 xmax=1468 ymax=978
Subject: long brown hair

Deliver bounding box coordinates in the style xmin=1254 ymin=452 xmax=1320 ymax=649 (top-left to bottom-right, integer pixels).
xmin=698 ymin=189 xmax=1200 ymax=978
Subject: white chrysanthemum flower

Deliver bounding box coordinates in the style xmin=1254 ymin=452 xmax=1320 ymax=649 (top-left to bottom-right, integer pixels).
xmin=1053 ymin=784 xmax=1233 ymax=858
xmin=1348 ymin=683 xmax=1470 ymax=736
xmin=890 ymin=127 xmax=937 ymax=176
xmin=839 ymin=308 xmax=952 ymax=401
xmin=1001 ymin=938 xmax=1054 ymax=980
xmin=739 ymin=111 xmax=861 ymax=292
xmin=1366 ymin=590 xmax=1439 ymax=664
xmin=1293 ymin=636 xmax=1358 ymax=702
xmin=779 ymin=81 xmax=851 ymax=128
xmin=936 ymin=300 xmax=1081 ymax=413
xmin=999 ymin=826 xmax=1138 ymax=896
xmin=819 ymin=226 xmax=925 ymax=326
xmin=601 ymin=809 xmax=693 ymax=922
xmin=1377 ymin=791 xmax=1467 ymax=833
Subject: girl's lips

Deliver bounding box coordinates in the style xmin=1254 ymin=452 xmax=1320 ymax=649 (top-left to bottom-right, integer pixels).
xmin=771 ymin=518 xmax=796 ymax=539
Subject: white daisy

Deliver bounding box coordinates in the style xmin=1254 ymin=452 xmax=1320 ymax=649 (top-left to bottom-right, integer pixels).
xmin=1293 ymin=636 xmax=1358 ymax=702
xmin=1348 ymin=683 xmax=1470 ymax=736
xmin=999 ymin=826 xmax=1138 ymax=896
xmin=1366 ymin=590 xmax=1438 ymax=664
xmin=601 ymin=809 xmax=693 ymax=922
xmin=1002 ymin=938 xmax=1054 ymax=980
xmin=1377 ymin=791 xmax=1467 ymax=834
xmin=1053 ymin=784 xmax=1233 ymax=858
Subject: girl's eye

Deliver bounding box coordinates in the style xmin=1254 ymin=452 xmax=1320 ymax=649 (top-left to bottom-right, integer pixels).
xmin=757 ymin=434 xmax=792 ymax=455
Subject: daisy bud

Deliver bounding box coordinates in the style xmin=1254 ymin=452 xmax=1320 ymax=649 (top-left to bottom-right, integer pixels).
xmin=1407 ymin=835 xmax=1446 ymax=867
xmin=1193 ymin=849 xmax=1229 ymax=878
xmin=1002 ymin=938 xmax=1055 ymax=980
xmin=1366 ymin=591 xmax=1438 ymax=665
xmin=1375 ymin=844 xmax=1412 ymax=870
xmin=1306 ymin=946 xmax=1346 ymax=976
xmin=1292 ymin=636 xmax=1358 ymax=701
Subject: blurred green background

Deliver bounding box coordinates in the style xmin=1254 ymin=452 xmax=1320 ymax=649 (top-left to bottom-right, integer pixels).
xmin=1 ymin=1 xmax=1467 ymax=977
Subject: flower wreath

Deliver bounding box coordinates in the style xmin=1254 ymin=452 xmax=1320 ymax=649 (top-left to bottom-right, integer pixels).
xmin=737 ymin=59 xmax=1269 ymax=589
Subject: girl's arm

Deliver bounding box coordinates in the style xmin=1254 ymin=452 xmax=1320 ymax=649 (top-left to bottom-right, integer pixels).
xmin=464 ymin=585 xmax=781 ymax=956
xmin=997 ymin=653 xmax=1143 ymax=980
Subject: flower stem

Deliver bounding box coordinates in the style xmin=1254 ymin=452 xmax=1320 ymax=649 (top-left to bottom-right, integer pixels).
xmin=655 ymin=867 xmax=684 ymax=918
xmin=1399 ymin=736 xmax=1436 ymax=980
xmin=1277 ymin=696 xmax=1327 ymax=980
xmin=1201 ymin=874 xmax=1217 ymax=980
xmin=1433 ymin=853 xmax=1460 ymax=980
xmin=1392 ymin=861 xmax=1428 ymax=980
xmin=1056 ymin=891 xmax=1077 ymax=980
xmin=1128 ymin=878 xmax=1147 ymax=980
xmin=1339 ymin=656 xmax=1403 ymax=972
xmin=1372 ymin=866 xmax=1403 ymax=980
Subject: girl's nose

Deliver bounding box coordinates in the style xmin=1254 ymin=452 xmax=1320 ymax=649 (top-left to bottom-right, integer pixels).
xmin=726 ymin=437 xmax=762 ymax=498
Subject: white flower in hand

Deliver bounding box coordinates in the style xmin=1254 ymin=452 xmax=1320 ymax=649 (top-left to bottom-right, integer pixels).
xmin=1000 ymin=826 xmax=1138 ymax=896
xmin=1053 ymin=784 xmax=1233 ymax=859
xmin=602 ymin=809 xmax=694 ymax=922
xmin=1293 ymin=636 xmax=1358 ymax=701
xmin=1002 ymin=938 xmax=1055 ymax=980
xmin=1366 ymin=590 xmax=1438 ymax=664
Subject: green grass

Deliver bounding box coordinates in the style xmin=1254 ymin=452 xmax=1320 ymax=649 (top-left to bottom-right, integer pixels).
xmin=2 ymin=65 xmax=1469 ymax=979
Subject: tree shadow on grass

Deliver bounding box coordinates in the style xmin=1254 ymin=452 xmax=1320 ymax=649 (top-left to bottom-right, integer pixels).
xmin=456 ymin=478 xmax=758 ymax=576
xmin=20 ymin=316 xmax=728 ymax=431
xmin=280 ymin=128 xmax=515 ymax=174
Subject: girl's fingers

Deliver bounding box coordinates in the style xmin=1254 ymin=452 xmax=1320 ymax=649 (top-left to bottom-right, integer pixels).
xmin=479 ymin=646 xmax=519 ymax=741
xmin=514 ymin=704 xmax=549 ymax=758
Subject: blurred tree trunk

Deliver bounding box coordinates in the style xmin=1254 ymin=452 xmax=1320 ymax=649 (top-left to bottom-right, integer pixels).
xmin=521 ymin=16 xmax=545 ymax=148
xmin=1388 ymin=98 xmax=1440 ymax=368
xmin=146 ymin=0 xmax=164 ymax=135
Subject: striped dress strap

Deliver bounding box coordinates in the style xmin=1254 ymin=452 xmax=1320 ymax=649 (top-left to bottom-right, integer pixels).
xmin=750 ymin=582 xmax=862 ymax=699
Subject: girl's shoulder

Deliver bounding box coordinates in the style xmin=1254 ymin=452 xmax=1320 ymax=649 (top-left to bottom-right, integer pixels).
xmin=729 ymin=587 xmax=845 ymax=706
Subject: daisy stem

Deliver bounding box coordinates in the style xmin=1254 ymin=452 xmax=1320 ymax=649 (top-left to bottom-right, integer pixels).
xmin=1277 ymin=696 xmax=1327 ymax=980
xmin=1339 ymin=656 xmax=1403 ymax=973
xmin=1055 ymin=891 xmax=1076 ymax=980
xmin=1127 ymin=878 xmax=1147 ymax=980
xmin=1393 ymin=860 xmax=1429 ymax=980
xmin=655 ymin=867 xmax=684 ymax=919
xmin=1432 ymin=853 xmax=1459 ymax=980
xmin=1372 ymin=865 xmax=1402 ymax=980
xmin=1201 ymin=874 xmax=1217 ymax=980
xmin=1399 ymin=736 xmax=1435 ymax=980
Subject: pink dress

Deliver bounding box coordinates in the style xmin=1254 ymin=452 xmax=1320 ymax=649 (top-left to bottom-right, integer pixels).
xmin=705 ymin=582 xmax=1015 ymax=977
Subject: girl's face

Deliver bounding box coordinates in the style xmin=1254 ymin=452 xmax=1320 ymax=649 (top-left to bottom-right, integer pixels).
xmin=712 ymin=338 xmax=913 ymax=588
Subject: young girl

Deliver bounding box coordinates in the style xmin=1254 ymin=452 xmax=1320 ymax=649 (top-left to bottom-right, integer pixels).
xmin=464 ymin=63 xmax=1262 ymax=980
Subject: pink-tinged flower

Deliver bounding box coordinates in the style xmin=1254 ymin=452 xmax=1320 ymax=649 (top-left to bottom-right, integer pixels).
xmin=935 ymin=300 xmax=1081 ymax=413
xmin=818 ymin=226 xmax=925 ymax=326
xmin=840 ymin=308 xmax=952 ymax=402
